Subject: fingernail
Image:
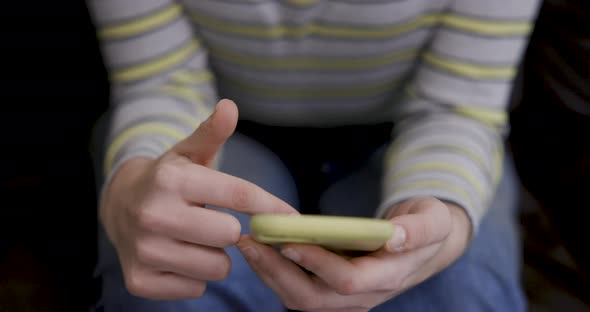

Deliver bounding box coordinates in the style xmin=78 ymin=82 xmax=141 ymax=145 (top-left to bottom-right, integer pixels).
xmin=281 ymin=248 xmax=301 ymax=263
xmin=388 ymin=225 xmax=407 ymax=252
xmin=239 ymin=246 xmax=259 ymax=262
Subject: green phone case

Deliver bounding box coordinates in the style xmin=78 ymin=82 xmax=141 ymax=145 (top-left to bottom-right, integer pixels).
xmin=250 ymin=214 xmax=394 ymax=252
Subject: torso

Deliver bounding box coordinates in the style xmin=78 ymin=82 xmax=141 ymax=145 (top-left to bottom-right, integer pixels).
xmin=181 ymin=0 xmax=449 ymax=125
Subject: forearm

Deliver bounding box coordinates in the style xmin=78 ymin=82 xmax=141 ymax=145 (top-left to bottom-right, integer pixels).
xmin=87 ymin=0 xmax=218 ymax=181
xmin=379 ymin=0 xmax=540 ymax=231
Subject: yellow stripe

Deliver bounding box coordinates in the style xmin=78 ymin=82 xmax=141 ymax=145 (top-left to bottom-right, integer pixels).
xmin=455 ymin=106 xmax=507 ymax=127
xmin=390 ymin=162 xmax=485 ymax=197
xmin=493 ymin=143 xmax=504 ymax=186
xmin=286 ymin=0 xmax=319 ymax=5
xmin=158 ymin=84 xmax=212 ymax=117
xmin=221 ymin=76 xmax=400 ymax=99
xmin=112 ymin=40 xmax=199 ymax=82
xmin=210 ymin=45 xmax=417 ymax=70
xmin=424 ymin=52 xmax=515 ymax=80
xmin=386 ymin=144 xmax=488 ymax=175
xmin=104 ymin=123 xmax=186 ymax=175
xmin=99 ymin=4 xmax=182 ymax=39
xmin=441 ymin=14 xmax=532 ymax=36
xmin=159 ymin=84 xmax=204 ymax=102
xmin=190 ymin=10 xmax=438 ymax=39
xmin=170 ymin=71 xmax=214 ymax=85
xmin=393 ymin=180 xmax=473 ymax=207
xmin=407 ymin=86 xmax=508 ymax=126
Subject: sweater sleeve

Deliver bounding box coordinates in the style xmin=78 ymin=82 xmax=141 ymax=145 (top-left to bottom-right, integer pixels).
xmin=87 ymin=0 xmax=217 ymax=182
xmin=377 ymin=0 xmax=540 ymax=232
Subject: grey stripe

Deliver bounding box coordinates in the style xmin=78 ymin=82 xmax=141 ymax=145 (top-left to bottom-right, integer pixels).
xmin=380 ymin=188 xmax=472 ymax=212
xmin=421 ymin=61 xmax=514 ymax=83
xmin=88 ymin=0 xmax=169 ymax=26
xmin=112 ymin=50 xmax=208 ymax=87
xmin=392 ymin=129 xmax=494 ymax=164
xmin=319 ymin=0 xmax=433 ymax=27
xmin=99 ymin=14 xmax=186 ymax=43
xmin=392 ymin=117 xmax=497 ymax=156
xmin=198 ymin=27 xmax=431 ymax=57
xmin=387 ymin=149 xmax=492 ymax=185
xmin=108 ymin=35 xmax=194 ymax=71
xmin=109 ymin=97 xmax=198 ymax=135
xmin=109 ymin=138 xmax=174 ymax=174
xmin=388 ymin=170 xmax=480 ymax=205
xmin=392 ymin=132 xmax=495 ymax=176
xmin=430 ymin=30 xmax=529 ymax=64
xmin=115 ymin=92 xmax=198 ymax=116
xmin=450 ymin=0 xmax=540 ymax=20
xmin=415 ymin=66 xmax=512 ymax=107
xmin=410 ymin=85 xmax=507 ymax=124
xmin=387 ymin=143 xmax=494 ymax=178
xmin=110 ymin=114 xmax=195 ymax=144
xmin=103 ymin=18 xmax=191 ymax=67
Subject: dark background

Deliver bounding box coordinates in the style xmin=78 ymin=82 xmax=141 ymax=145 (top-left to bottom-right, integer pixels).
xmin=0 ymin=0 xmax=589 ymax=311
xmin=0 ymin=1 xmax=107 ymax=310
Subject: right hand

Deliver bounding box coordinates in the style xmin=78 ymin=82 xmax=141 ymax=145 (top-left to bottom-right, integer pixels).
xmin=100 ymin=99 xmax=298 ymax=300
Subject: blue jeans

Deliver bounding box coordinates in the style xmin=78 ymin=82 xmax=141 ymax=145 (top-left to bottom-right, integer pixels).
xmin=95 ymin=133 xmax=525 ymax=312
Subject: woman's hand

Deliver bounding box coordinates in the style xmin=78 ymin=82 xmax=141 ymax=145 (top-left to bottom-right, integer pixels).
xmin=100 ymin=100 xmax=298 ymax=300
xmin=237 ymin=197 xmax=471 ymax=311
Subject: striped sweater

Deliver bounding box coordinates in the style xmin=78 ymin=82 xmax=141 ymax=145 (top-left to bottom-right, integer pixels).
xmin=88 ymin=0 xmax=539 ymax=231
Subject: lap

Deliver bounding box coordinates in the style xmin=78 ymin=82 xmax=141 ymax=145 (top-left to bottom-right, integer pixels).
xmin=96 ymin=133 xmax=524 ymax=312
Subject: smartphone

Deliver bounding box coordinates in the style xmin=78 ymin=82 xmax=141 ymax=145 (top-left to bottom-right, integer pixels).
xmin=250 ymin=214 xmax=394 ymax=252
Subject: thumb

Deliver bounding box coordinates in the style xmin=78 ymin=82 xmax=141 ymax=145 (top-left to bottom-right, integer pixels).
xmin=173 ymin=99 xmax=238 ymax=167
xmin=384 ymin=198 xmax=452 ymax=253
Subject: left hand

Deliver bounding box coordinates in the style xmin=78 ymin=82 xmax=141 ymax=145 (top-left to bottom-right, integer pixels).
xmin=237 ymin=197 xmax=472 ymax=312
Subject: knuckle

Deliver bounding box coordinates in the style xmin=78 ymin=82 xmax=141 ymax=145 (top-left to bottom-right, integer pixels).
xmin=137 ymin=209 xmax=165 ymax=232
xmin=231 ymin=183 xmax=256 ymax=211
xmin=135 ymin=240 xmax=160 ymax=266
xmin=336 ymin=276 xmax=361 ymax=295
xmin=125 ymin=268 xmax=148 ymax=297
xmin=153 ymin=163 xmax=181 ymax=190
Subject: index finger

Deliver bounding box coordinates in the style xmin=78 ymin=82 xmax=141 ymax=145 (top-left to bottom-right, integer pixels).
xmin=175 ymin=163 xmax=298 ymax=215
